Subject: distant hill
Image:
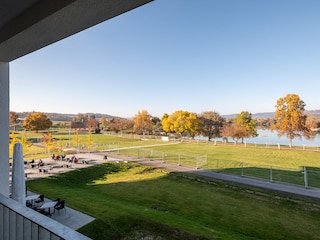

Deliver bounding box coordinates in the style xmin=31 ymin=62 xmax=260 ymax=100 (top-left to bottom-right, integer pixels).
xmin=17 ymin=112 xmax=115 ymax=121
xmin=16 ymin=109 xmax=320 ymax=121
xmin=223 ymin=109 xmax=320 ymax=119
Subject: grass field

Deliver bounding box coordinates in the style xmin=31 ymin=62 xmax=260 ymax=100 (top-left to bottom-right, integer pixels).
xmin=27 ymin=162 xmax=320 ymax=240
xmin=19 ymin=132 xmax=320 ymax=187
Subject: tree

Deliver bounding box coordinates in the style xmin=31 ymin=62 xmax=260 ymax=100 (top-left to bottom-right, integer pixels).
xmin=109 ymin=117 xmax=133 ymax=133
xmin=161 ymin=110 xmax=199 ymax=138
xmin=100 ymin=116 xmax=108 ymax=129
xmin=198 ymin=111 xmax=225 ymax=141
xmin=304 ymin=115 xmax=318 ymax=140
xmin=86 ymin=132 xmax=94 ymax=151
xmin=220 ymin=123 xmax=249 ymax=143
xmin=23 ymin=112 xmax=52 ymax=132
xmin=10 ymin=111 xmax=19 ymax=125
xmin=74 ymin=113 xmax=88 ymax=122
xmin=151 ymin=116 xmax=162 ymax=134
xmin=133 ymin=110 xmax=153 ymax=135
xmin=9 ymin=132 xmax=19 ymax=156
xmin=86 ymin=118 xmax=98 ymax=132
xmin=42 ymin=133 xmax=55 ymax=154
xmin=161 ymin=113 xmax=171 ymax=134
xmin=271 ymin=93 xmax=310 ymax=146
xmin=233 ymin=111 xmax=258 ymax=143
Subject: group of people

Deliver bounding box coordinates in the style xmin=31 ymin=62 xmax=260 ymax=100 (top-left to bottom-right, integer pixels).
xmin=27 ymin=159 xmax=44 ymax=168
xmin=52 ymin=154 xmax=66 ymax=160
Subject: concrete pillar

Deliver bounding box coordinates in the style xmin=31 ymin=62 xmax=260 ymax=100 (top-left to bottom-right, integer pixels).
xmin=0 ymin=62 xmax=10 ymax=197
xmin=11 ymin=143 xmax=26 ymax=205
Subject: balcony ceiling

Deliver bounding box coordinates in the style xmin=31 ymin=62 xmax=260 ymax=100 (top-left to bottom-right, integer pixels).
xmin=0 ymin=0 xmax=153 ymax=62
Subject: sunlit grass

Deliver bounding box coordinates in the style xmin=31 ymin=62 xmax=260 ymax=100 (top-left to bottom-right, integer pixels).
xmin=93 ymin=165 xmax=168 ymax=185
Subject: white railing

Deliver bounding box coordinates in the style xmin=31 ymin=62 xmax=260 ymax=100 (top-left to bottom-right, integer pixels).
xmin=0 ymin=194 xmax=91 ymax=240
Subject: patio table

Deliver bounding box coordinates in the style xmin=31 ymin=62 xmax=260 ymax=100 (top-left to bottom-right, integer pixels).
xmin=38 ymin=201 xmax=58 ymax=215
xmin=25 ymin=194 xmax=40 ymax=207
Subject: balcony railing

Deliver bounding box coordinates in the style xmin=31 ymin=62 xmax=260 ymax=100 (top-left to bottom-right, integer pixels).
xmin=0 ymin=193 xmax=91 ymax=240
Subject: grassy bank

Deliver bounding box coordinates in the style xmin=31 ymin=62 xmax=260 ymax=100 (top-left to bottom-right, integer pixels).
xmin=27 ymin=162 xmax=320 ymax=240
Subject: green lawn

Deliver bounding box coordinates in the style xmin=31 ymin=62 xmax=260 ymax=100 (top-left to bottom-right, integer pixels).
xmin=20 ymin=133 xmax=320 ymax=187
xmin=27 ymin=162 xmax=320 ymax=240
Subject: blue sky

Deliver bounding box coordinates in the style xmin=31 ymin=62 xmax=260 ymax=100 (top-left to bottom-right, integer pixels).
xmin=10 ymin=0 xmax=320 ymax=118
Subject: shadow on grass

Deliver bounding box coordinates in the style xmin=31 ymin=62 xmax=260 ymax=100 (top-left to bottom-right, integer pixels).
xmin=27 ymin=162 xmax=320 ymax=240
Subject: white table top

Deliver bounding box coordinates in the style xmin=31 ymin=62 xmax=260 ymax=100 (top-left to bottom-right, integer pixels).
xmin=39 ymin=201 xmax=58 ymax=209
xmin=25 ymin=195 xmax=40 ymax=201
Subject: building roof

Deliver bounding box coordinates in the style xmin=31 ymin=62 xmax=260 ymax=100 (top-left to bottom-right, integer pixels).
xmin=0 ymin=0 xmax=153 ymax=62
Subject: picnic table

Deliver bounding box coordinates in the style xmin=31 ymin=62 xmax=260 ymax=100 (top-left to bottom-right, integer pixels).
xmin=25 ymin=194 xmax=40 ymax=207
xmin=37 ymin=201 xmax=58 ymax=216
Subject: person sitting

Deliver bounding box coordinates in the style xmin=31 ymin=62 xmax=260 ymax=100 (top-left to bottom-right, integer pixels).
xmin=103 ymin=155 xmax=108 ymax=160
xmin=38 ymin=159 xmax=44 ymax=168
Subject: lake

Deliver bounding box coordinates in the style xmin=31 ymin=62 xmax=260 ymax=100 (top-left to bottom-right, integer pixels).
xmin=245 ymin=129 xmax=320 ymax=147
xmin=198 ymin=129 xmax=320 ymax=147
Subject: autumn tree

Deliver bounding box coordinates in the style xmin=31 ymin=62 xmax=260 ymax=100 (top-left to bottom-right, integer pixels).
xmin=133 ymin=110 xmax=153 ymax=135
xmin=23 ymin=112 xmax=52 ymax=132
xmin=109 ymin=117 xmax=133 ymax=133
xmin=233 ymin=111 xmax=258 ymax=143
xmin=42 ymin=133 xmax=55 ymax=154
xmin=305 ymin=115 xmax=318 ymax=140
xmin=198 ymin=111 xmax=225 ymax=141
xmin=10 ymin=111 xmax=19 ymax=125
xmin=100 ymin=116 xmax=108 ymax=129
xmin=271 ymin=93 xmax=311 ymax=146
xmin=86 ymin=132 xmax=94 ymax=151
xmin=161 ymin=110 xmax=199 ymax=138
xmin=73 ymin=130 xmax=82 ymax=152
xmin=220 ymin=123 xmax=249 ymax=143
xmin=9 ymin=132 xmax=19 ymax=156
xmin=86 ymin=118 xmax=98 ymax=132
xmin=161 ymin=113 xmax=171 ymax=134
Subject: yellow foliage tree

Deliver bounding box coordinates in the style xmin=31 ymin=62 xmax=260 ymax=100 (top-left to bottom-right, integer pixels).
xmin=23 ymin=112 xmax=52 ymax=132
xmin=271 ymin=93 xmax=311 ymax=146
xmin=10 ymin=132 xmax=32 ymax=157
xmin=42 ymin=133 xmax=55 ymax=154
xmin=86 ymin=132 xmax=94 ymax=151
xmin=162 ymin=110 xmax=199 ymax=138
xmin=9 ymin=132 xmax=19 ymax=157
xmin=133 ymin=110 xmax=153 ymax=135
xmin=73 ymin=130 xmax=82 ymax=152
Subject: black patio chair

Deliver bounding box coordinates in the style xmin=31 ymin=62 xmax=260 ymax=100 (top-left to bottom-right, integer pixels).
xmin=54 ymin=199 xmax=66 ymax=213
xmin=34 ymin=194 xmax=45 ymax=207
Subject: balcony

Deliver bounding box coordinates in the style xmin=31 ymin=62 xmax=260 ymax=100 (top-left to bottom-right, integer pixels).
xmin=0 ymin=193 xmax=90 ymax=240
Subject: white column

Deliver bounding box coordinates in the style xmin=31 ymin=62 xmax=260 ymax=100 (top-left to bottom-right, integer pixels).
xmin=0 ymin=62 xmax=10 ymax=197
xmin=11 ymin=143 xmax=26 ymax=205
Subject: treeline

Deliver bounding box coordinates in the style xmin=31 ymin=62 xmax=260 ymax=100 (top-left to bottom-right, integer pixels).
xmin=10 ymin=94 xmax=320 ymax=144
